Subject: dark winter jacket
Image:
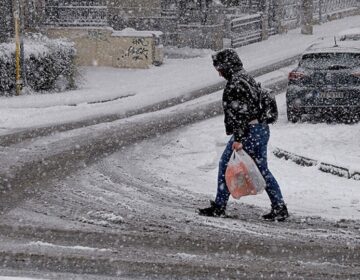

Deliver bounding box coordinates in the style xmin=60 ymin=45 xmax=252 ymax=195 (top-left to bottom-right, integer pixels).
xmin=212 ymin=49 xmax=261 ymax=142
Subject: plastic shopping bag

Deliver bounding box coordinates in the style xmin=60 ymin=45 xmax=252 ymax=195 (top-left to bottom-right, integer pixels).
xmin=225 ymin=150 xmax=266 ymax=199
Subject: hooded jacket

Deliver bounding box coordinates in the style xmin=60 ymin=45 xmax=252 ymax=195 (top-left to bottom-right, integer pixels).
xmin=212 ymin=49 xmax=261 ymax=142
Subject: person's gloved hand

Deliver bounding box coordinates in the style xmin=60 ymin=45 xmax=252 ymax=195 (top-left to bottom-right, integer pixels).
xmin=232 ymin=141 xmax=243 ymax=151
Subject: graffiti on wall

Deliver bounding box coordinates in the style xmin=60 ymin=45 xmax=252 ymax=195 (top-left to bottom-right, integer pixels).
xmin=113 ymin=36 xmax=154 ymax=68
xmin=125 ymin=38 xmax=151 ymax=61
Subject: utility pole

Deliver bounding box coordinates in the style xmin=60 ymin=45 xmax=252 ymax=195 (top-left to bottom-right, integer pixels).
xmin=12 ymin=0 xmax=29 ymax=94
xmin=301 ymin=0 xmax=313 ymax=35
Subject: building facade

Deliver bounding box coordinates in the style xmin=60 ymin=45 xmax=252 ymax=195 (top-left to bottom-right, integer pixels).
xmin=3 ymin=0 xmax=359 ymax=48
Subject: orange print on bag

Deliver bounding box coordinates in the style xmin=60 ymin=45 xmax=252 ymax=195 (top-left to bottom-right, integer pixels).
xmin=225 ymin=158 xmax=258 ymax=199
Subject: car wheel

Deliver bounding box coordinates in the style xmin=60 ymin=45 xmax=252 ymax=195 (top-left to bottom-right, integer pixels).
xmin=287 ymin=108 xmax=301 ymax=123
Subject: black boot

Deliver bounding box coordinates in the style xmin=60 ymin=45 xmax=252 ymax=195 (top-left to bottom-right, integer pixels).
xmin=198 ymin=200 xmax=226 ymax=217
xmin=262 ymin=204 xmax=289 ymax=222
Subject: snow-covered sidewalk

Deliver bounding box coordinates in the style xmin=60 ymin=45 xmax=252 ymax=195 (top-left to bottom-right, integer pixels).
xmin=1 ymin=16 xmax=360 ymax=134
xmin=140 ymin=92 xmax=360 ymax=221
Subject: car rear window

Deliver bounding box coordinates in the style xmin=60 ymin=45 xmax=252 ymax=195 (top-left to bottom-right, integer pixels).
xmin=300 ymin=52 xmax=360 ymax=69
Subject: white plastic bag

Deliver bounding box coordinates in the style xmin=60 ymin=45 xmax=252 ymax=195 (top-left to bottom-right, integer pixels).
xmin=225 ymin=150 xmax=266 ymax=199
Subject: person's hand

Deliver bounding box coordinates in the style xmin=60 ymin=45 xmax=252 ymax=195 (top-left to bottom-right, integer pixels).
xmin=232 ymin=141 xmax=243 ymax=151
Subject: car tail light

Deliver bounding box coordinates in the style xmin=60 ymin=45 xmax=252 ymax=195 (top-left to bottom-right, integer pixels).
xmin=351 ymin=71 xmax=360 ymax=77
xmin=288 ymin=71 xmax=305 ymax=81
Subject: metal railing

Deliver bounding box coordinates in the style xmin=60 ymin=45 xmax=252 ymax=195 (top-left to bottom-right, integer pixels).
xmin=230 ymin=13 xmax=263 ymax=48
xmin=272 ymin=0 xmax=359 ymax=32
xmin=226 ymin=0 xmax=359 ymax=47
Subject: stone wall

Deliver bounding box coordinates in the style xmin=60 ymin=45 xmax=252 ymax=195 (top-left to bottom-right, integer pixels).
xmin=45 ymin=27 xmax=163 ymax=69
xmin=177 ymin=24 xmax=224 ymax=50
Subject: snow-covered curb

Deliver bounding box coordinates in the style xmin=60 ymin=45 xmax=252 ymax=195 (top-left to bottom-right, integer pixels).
xmin=0 ymin=61 xmax=293 ymax=146
xmin=273 ymin=147 xmax=360 ymax=181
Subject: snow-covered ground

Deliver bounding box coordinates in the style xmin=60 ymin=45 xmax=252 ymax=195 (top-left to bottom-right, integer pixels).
xmin=1 ymin=16 xmax=360 ymax=133
xmin=140 ymin=92 xmax=360 ymax=221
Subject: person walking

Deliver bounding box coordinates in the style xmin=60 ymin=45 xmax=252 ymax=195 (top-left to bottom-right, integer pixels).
xmin=198 ymin=49 xmax=289 ymax=221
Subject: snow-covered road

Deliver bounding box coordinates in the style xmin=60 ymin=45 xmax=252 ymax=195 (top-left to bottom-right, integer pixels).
xmin=0 ymin=100 xmax=358 ymax=278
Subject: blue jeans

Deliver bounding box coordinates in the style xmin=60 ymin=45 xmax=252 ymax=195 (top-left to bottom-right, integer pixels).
xmin=215 ymin=123 xmax=285 ymax=208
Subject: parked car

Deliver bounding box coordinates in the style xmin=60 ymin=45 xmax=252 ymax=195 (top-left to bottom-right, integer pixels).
xmin=286 ymin=40 xmax=360 ymax=122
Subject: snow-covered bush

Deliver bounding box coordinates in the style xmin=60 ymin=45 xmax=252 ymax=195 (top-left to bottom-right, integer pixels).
xmin=0 ymin=33 xmax=76 ymax=96
xmin=0 ymin=45 xmax=14 ymax=94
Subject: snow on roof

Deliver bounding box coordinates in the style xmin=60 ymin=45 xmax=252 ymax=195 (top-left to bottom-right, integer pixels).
xmin=303 ymin=38 xmax=360 ymax=54
xmin=338 ymin=27 xmax=360 ymax=36
xmin=338 ymin=27 xmax=360 ymax=42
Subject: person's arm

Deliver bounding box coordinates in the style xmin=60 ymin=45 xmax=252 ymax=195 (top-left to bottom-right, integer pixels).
xmin=228 ymin=80 xmax=254 ymax=143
